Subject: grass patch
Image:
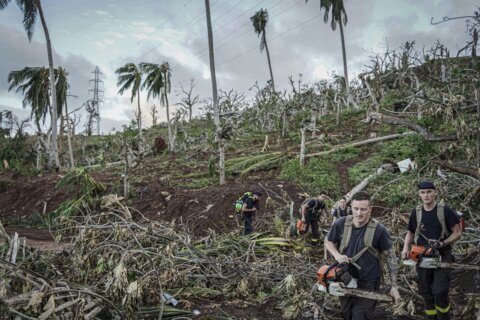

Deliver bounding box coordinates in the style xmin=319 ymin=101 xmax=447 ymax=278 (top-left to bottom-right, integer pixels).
xmin=280 ymin=158 xmax=340 ymax=197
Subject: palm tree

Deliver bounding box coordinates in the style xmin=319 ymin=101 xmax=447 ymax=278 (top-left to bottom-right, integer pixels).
xmin=115 ymin=63 xmax=142 ymax=136
xmin=141 ymin=61 xmax=174 ymax=152
xmin=205 ymin=0 xmax=225 ymax=185
xmin=1 ymin=0 xmax=60 ymax=168
xmin=8 ymin=67 xmax=50 ymax=133
xmin=307 ymin=0 xmax=357 ymax=108
xmin=251 ymin=9 xmax=275 ymax=91
xmin=56 ymin=67 xmax=75 ymax=168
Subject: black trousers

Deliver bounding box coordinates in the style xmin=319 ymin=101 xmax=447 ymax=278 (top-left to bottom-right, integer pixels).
xmin=242 ymin=213 xmax=254 ymax=235
xmin=339 ymin=281 xmax=378 ymax=320
xmin=417 ymin=252 xmax=454 ymax=320
xmin=305 ymin=214 xmax=320 ymax=241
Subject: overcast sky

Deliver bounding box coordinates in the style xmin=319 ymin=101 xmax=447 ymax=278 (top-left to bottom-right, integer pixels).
xmin=0 ymin=0 xmax=477 ymax=133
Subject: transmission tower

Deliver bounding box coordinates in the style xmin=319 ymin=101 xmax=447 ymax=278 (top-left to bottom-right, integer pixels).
xmin=88 ymin=66 xmax=104 ymax=134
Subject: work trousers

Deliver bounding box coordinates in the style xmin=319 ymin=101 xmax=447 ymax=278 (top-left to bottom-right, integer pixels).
xmin=305 ymin=213 xmax=320 ymax=243
xmin=339 ymin=281 xmax=378 ymax=320
xmin=242 ymin=213 xmax=254 ymax=235
xmin=417 ymin=252 xmax=454 ymax=320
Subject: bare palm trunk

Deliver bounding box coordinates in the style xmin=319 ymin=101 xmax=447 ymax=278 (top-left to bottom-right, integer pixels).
xmin=339 ymin=18 xmax=358 ymax=110
xmin=205 ymin=0 xmax=225 ymax=185
xmin=64 ymin=99 xmax=75 ymax=169
xmin=263 ymin=33 xmax=275 ymax=91
xmin=137 ymin=89 xmax=142 ymax=136
xmin=36 ymin=0 xmax=59 ymax=169
xmin=165 ymin=92 xmax=173 ymax=152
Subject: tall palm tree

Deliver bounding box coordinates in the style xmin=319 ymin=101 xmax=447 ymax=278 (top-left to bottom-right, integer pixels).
xmin=115 ymin=63 xmax=142 ymax=136
xmin=160 ymin=62 xmax=174 ymax=151
xmin=205 ymin=0 xmax=225 ymax=185
xmin=8 ymin=67 xmax=50 ymax=133
xmin=251 ymin=9 xmax=275 ymax=91
xmin=56 ymin=67 xmax=75 ymax=168
xmin=1 ymin=0 xmax=60 ymax=168
xmin=307 ymin=0 xmax=357 ymax=108
xmin=140 ymin=61 xmax=174 ymax=152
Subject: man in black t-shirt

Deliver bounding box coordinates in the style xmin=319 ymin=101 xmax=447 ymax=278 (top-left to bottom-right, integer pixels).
xmin=325 ymin=192 xmax=400 ymax=320
xmin=241 ymin=191 xmax=261 ymax=235
xmin=401 ymin=181 xmax=462 ymax=320
xmin=300 ymin=191 xmax=328 ymax=245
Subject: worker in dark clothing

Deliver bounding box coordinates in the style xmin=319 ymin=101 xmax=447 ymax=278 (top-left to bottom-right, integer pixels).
xmin=401 ymin=181 xmax=462 ymax=320
xmin=300 ymin=191 xmax=328 ymax=245
xmin=331 ymin=197 xmax=352 ymax=222
xmin=241 ymin=191 xmax=262 ymax=235
xmin=326 ymin=191 xmax=400 ymax=319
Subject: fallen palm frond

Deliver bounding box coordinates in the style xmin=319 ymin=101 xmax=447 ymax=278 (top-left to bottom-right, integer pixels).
xmin=226 ymin=152 xmax=289 ymax=176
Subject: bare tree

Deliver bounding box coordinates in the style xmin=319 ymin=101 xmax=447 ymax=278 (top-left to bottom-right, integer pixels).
xmin=150 ymin=104 xmax=159 ymax=126
xmin=176 ymin=79 xmax=200 ymax=122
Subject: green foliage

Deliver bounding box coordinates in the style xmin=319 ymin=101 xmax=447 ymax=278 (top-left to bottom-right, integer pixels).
xmin=56 ymin=167 xmax=105 ymax=195
xmin=280 ymin=158 xmax=339 ymax=197
xmin=322 ymin=146 xmax=358 ymax=163
xmin=0 ymin=134 xmax=36 ymax=173
xmin=226 ymin=152 xmax=288 ymax=177
xmin=181 ymin=177 xmax=216 ymax=188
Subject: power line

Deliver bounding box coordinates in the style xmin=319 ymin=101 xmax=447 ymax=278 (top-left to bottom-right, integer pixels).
xmin=175 ymin=11 xmax=322 ymax=85
xmin=171 ymin=0 xmax=305 ymax=81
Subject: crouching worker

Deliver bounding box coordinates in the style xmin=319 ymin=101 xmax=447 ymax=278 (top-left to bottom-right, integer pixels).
xmin=300 ymin=191 xmax=328 ymax=245
xmin=241 ymin=191 xmax=262 ymax=235
xmin=325 ymin=191 xmax=400 ymax=319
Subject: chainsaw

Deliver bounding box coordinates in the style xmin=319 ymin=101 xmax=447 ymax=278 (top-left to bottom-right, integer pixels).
xmin=403 ymin=245 xmax=480 ymax=271
xmin=316 ymin=262 xmax=393 ymax=302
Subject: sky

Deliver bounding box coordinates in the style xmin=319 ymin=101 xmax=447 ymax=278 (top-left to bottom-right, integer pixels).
xmin=0 ymin=0 xmax=478 ymax=134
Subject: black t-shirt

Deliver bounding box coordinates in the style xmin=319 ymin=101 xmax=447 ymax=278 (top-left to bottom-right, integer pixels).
xmin=306 ymin=199 xmax=325 ymax=219
xmin=243 ymin=197 xmax=260 ymax=211
xmin=327 ymin=216 xmax=392 ymax=282
xmin=408 ymin=204 xmax=459 ymax=246
xmin=332 ymin=207 xmax=351 ymax=218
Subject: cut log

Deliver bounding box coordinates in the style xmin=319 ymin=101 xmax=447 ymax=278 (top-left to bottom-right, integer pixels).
xmin=304 ymin=131 xmax=415 ymax=158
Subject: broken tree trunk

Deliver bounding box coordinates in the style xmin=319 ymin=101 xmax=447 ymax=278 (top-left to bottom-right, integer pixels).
xmin=343 ymin=164 xmax=389 ymax=202
xmin=368 ymin=112 xmax=458 ymax=142
xmin=304 ymin=131 xmax=415 ymax=158
xmin=300 ymin=128 xmax=306 ymax=166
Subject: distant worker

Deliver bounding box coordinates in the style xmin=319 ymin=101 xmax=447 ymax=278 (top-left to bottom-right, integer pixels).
xmin=331 ymin=197 xmax=352 ymax=222
xmin=300 ymin=191 xmax=328 ymax=245
xmin=401 ymin=181 xmax=462 ymax=319
xmin=241 ymin=191 xmax=262 ymax=235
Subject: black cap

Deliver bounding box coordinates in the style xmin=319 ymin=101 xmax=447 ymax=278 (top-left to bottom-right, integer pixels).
xmin=253 ymin=191 xmax=262 ymax=196
xmin=418 ymin=181 xmax=435 ymax=190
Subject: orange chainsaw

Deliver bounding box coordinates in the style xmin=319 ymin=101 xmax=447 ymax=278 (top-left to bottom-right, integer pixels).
xmin=403 ymin=245 xmax=480 ymax=270
xmin=316 ymin=262 xmax=393 ymax=302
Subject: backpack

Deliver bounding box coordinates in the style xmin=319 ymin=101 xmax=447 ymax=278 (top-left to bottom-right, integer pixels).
xmin=339 ymin=216 xmax=381 ymax=262
xmin=298 ymin=198 xmax=319 ymax=215
xmin=235 ymin=192 xmax=253 ymax=213
xmin=414 ymin=203 xmax=464 ymax=244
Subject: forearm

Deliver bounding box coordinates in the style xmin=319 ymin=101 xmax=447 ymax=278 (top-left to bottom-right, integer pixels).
xmin=403 ymin=231 xmax=413 ymax=251
xmin=443 ymin=226 xmax=462 ymax=245
xmin=325 ymin=240 xmax=341 ymax=259
xmin=384 ymin=248 xmax=398 ymax=287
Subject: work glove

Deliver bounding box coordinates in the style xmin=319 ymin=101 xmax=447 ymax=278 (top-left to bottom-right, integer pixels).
xmin=432 ymin=240 xmax=445 ymax=249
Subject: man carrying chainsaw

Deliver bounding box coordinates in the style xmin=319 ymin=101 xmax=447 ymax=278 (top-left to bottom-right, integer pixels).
xmin=324 ymin=191 xmax=400 ymax=319
xmin=401 ymin=181 xmax=462 ymax=320
xmin=300 ymin=191 xmax=328 ymax=245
